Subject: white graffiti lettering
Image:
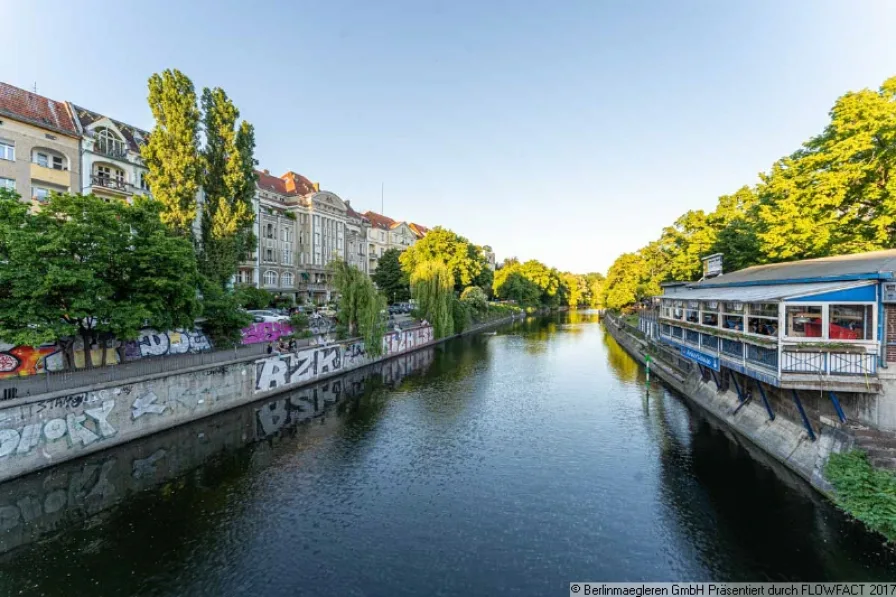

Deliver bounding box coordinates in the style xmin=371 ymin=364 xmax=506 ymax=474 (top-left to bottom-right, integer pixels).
xmin=132 ymin=392 xmax=166 ymax=419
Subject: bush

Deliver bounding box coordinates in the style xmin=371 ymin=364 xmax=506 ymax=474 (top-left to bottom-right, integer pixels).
xmin=234 ymin=285 xmax=275 ymax=310
xmin=460 ymin=286 xmax=488 ymax=314
xmin=825 ymin=449 xmax=896 ymax=541
xmin=199 ymin=279 xmax=253 ymax=346
xmin=452 ymin=297 xmax=471 ymax=333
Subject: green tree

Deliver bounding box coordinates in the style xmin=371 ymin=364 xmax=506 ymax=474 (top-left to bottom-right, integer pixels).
xmin=233 ymin=285 xmax=275 ymax=309
xmin=400 ymin=227 xmax=487 ymax=291
xmin=199 ymin=87 xmax=257 ymax=286
xmin=411 ymin=260 xmax=455 ymax=338
xmin=332 ymin=260 xmax=387 ymax=356
xmin=460 ymin=286 xmax=488 ymax=315
xmin=603 ymin=252 xmax=649 ymax=310
xmin=198 ymin=278 xmax=252 ymax=346
xmin=584 ymin=273 xmax=605 ymax=308
xmin=492 ymin=268 xmax=541 ymax=307
xmin=142 ymin=69 xmax=202 ymax=236
xmin=371 ymin=248 xmax=410 ymax=303
xmin=0 ymin=190 xmax=201 ymax=367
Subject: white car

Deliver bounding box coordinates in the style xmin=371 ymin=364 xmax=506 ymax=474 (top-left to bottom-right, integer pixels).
xmin=247 ymin=310 xmax=290 ymax=324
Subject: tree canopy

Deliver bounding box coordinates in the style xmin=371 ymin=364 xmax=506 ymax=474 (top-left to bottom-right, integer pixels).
xmin=371 ymin=248 xmax=410 ymax=304
xmin=399 ymin=227 xmax=488 ymax=291
xmin=0 ymin=190 xmax=201 ymax=366
xmin=602 ymin=74 xmax=896 ymax=309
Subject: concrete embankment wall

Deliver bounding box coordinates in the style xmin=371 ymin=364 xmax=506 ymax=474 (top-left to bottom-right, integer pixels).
xmin=0 ymin=314 xmax=520 ymax=484
xmin=603 ymin=316 xmax=856 ymax=494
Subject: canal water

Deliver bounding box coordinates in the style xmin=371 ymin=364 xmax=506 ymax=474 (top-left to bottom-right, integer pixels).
xmin=0 ymin=311 xmax=894 ymax=596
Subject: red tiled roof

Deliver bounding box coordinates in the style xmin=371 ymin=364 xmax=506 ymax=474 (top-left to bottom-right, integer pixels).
xmin=0 ymin=82 xmax=78 ymax=137
xmin=409 ymin=223 xmax=430 ymax=238
xmin=345 ymin=202 xmax=368 ymax=222
xmin=364 ymin=211 xmax=397 ymax=230
xmin=255 ymin=169 xmax=289 ymax=195
xmin=282 ymin=171 xmax=316 ymax=195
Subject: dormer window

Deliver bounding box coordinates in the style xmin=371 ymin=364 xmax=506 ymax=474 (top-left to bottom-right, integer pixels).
xmin=95 ymin=127 xmax=126 ymax=158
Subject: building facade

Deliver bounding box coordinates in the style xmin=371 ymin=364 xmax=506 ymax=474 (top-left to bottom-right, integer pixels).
xmin=364 ymin=211 xmax=396 ymax=272
xmin=70 ymin=104 xmax=150 ymax=202
xmin=0 ymin=83 xmax=80 ymax=205
xmin=345 ymin=201 xmax=370 ymax=274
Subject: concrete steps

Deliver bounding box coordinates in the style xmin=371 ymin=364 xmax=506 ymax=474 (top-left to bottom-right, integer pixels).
xmin=849 ymin=424 xmax=896 ymax=470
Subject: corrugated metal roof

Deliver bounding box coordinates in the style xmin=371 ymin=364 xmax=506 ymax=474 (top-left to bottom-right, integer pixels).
xmin=699 ymin=249 xmax=896 ymax=286
xmin=661 ymin=281 xmax=874 ymax=302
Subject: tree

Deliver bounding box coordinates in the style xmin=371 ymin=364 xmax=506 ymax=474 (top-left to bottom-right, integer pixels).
xmin=198 ymin=278 xmax=252 ymax=346
xmin=371 ymin=248 xmax=410 ymax=303
xmin=410 ymin=260 xmax=455 ymax=338
xmin=584 ymin=273 xmax=605 ymax=308
xmin=460 ymin=286 xmax=488 ymax=315
xmin=199 ymin=87 xmax=257 ymax=286
xmin=603 ymin=253 xmax=649 ymax=310
xmin=493 ymin=268 xmax=541 ymax=307
xmin=0 ymin=190 xmax=201 ymax=367
xmin=332 ymin=260 xmax=387 ymax=356
xmin=142 ymin=69 xmax=202 ymax=236
xmin=400 ymin=227 xmax=488 ymax=291
xmin=234 ymin=285 xmax=275 ymax=310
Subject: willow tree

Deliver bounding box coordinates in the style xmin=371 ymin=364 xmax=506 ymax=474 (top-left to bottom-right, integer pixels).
xmin=332 ymin=260 xmax=386 ymax=356
xmin=199 ymin=88 xmax=257 ymax=286
xmin=411 ymin=260 xmax=455 ymax=338
xmin=141 ymin=69 xmax=202 ymax=236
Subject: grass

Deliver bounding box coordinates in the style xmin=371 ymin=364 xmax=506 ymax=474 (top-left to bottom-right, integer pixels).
xmin=623 ymin=314 xmax=640 ymax=327
xmin=825 ymin=449 xmax=896 ymax=542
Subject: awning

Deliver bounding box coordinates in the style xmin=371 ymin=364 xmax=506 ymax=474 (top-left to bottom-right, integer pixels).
xmin=658 ymin=281 xmax=875 ymax=302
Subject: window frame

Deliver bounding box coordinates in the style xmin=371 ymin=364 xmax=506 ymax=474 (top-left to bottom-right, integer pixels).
xmin=0 ymin=139 xmax=14 ymax=161
xmin=0 ymin=177 xmax=14 ymax=191
xmin=784 ymin=304 xmax=824 ymax=340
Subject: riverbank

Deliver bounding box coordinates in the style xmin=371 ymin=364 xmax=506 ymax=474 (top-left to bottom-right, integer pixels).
xmin=602 ymin=314 xmax=850 ymax=495
xmin=0 ymin=313 xmax=522 ymax=483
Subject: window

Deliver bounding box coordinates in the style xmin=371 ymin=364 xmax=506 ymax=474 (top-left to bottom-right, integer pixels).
xmin=265 ymin=248 xmax=274 ymax=262
xmin=282 ymin=272 xmax=294 ymax=287
xmin=140 ymin=172 xmax=150 ymax=191
xmin=785 ymin=306 xmax=822 ymax=338
xmin=701 ymin=301 xmax=719 ymax=327
xmin=265 ymin=223 xmax=274 ymax=239
xmin=0 ymin=177 xmax=14 ymax=191
xmin=95 ymin=127 xmax=125 ymax=156
xmin=95 ymin=164 xmax=125 ymax=185
xmin=32 ymin=187 xmax=50 ymax=203
xmin=829 ymin=305 xmax=873 ymax=340
xmin=380 ymin=231 xmax=385 ymax=241
xmin=264 ymin=271 xmax=278 ymax=287
xmin=684 ymin=301 xmax=699 ymax=323
xmin=0 ymin=140 xmax=14 ymax=161
xmin=722 ymin=302 xmax=744 ymax=331
xmin=32 ymin=150 xmax=65 ymax=170
xmin=747 ymin=303 xmax=779 ymax=337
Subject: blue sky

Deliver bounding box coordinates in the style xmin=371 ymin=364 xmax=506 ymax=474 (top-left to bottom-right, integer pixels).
xmin=3 ymin=1 xmax=895 ymax=273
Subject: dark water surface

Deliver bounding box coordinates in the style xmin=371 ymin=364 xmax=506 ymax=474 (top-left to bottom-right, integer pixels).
xmin=1 ymin=312 xmax=894 ymax=596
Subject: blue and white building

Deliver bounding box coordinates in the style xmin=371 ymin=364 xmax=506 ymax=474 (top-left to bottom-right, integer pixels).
xmin=657 ymin=250 xmax=896 ymax=395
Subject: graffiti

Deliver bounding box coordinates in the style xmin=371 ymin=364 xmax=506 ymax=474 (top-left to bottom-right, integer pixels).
xmin=253 ymin=326 xmax=434 ymax=394
xmin=0 ymin=345 xmax=59 ymax=379
xmin=132 ymin=449 xmax=167 ymax=479
xmin=241 ymin=321 xmax=293 ymax=345
xmin=122 ymin=328 xmax=213 ymax=361
xmin=35 ymin=390 xmax=108 ymax=415
xmin=132 ymin=392 xmax=166 ymax=419
xmin=0 ymin=400 xmax=117 ymax=459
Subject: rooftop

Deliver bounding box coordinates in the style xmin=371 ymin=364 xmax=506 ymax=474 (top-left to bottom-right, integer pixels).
xmin=695 ymin=249 xmax=896 ymax=287
xmin=364 ymin=211 xmax=397 ymax=230
xmin=71 ymin=104 xmax=149 ymax=152
xmin=0 ymin=82 xmax=78 ymax=137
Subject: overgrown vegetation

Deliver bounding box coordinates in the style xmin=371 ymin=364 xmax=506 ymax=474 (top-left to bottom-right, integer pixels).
xmin=332 ymin=260 xmax=387 ymax=356
xmin=410 ymin=260 xmax=455 ymax=338
xmin=825 ymin=450 xmax=896 ymax=542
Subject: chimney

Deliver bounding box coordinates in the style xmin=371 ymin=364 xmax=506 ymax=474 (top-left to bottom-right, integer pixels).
xmin=313 ymin=182 xmax=320 ymax=192
xmin=702 ymin=253 xmax=723 ymax=279
xmin=263 ymin=169 xmax=270 ymax=175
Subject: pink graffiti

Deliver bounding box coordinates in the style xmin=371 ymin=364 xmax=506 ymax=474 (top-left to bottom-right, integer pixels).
xmin=241 ymin=322 xmax=293 ymax=345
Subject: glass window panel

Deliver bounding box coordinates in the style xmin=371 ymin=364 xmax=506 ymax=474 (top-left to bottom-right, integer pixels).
xmin=829 ymin=305 xmax=873 ymax=341
xmin=750 ymin=303 xmax=778 ymax=317
xmin=785 ymin=306 xmax=822 ymax=338
xmin=723 ymin=314 xmax=743 ymax=331
xmin=701 ymin=312 xmax=719 ymax=326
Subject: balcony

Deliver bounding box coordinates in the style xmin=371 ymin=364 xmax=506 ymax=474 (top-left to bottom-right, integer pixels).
xmin=30 ymin=163 xmax=70 ymax=187
xmin=658 ymin=318 xmax=881 ymax=392
xmin=94 ymin=142 xmax=129 ymax=160
xmin=91 ymin=175 xmax=132 ymax=195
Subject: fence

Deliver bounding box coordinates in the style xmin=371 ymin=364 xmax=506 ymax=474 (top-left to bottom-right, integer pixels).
xmin=0 ymin=342 xmax=274 ymax=401
xmin=782 ymin=351 xmax=877 ymax=376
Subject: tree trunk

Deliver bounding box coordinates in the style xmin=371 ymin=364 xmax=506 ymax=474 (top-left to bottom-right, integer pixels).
xmin=100 ymin=334 xmax=109 ymax=367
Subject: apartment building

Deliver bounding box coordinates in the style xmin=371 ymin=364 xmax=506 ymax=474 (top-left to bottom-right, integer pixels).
xmin=345 ymin=201 xmax=370 ymax=274
xmin=0 ymin=83 xmax=80 ymax=205
xmin=70 ymin=104 xmax=151 ymax=202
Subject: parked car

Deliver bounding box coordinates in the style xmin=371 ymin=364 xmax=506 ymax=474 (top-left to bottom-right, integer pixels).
xmin=247 ymin=310 xmax=290 ymax=323
xmin=318 ymin=307 xmax=337 ymax=318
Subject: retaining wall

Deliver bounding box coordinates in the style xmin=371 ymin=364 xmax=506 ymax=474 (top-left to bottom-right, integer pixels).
xmin=0 ymin=326 xmax=435 ymax=483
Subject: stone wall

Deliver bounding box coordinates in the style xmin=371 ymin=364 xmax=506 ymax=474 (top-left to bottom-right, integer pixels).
xmin=0 ymin=326 xmax=434 ymax=483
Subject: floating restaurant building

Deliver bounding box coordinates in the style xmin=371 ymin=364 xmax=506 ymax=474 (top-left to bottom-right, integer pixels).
xmin=654 ymin=250 xmax=896 ymax=438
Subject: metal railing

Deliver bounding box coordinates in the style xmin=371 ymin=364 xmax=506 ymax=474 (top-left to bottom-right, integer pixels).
xmin=91 ymin=174 xmax=131 ymax=192
xmin=95 ymin=142 xmax=129 ymax=159
xmin=0 ymin=342 xmax=271 ymax=401
xmin=671 ymin=326 xmax=683 ymax=339
xmin=700 ymin=333 xmax=718 ymax=351
xmin=746 ymin=343 xmax=778 ymax=370
xmin=685 ymin=329 xmax=700 ymax=345
xmin=782 ymin=351 xmax=877 ymax=375
xmin=721 ymin=338 xmax=743 ymax=359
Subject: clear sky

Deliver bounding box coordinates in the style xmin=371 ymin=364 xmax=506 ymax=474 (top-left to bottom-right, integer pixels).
xmin=3 ymin=1 xmax=895 ymax=273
